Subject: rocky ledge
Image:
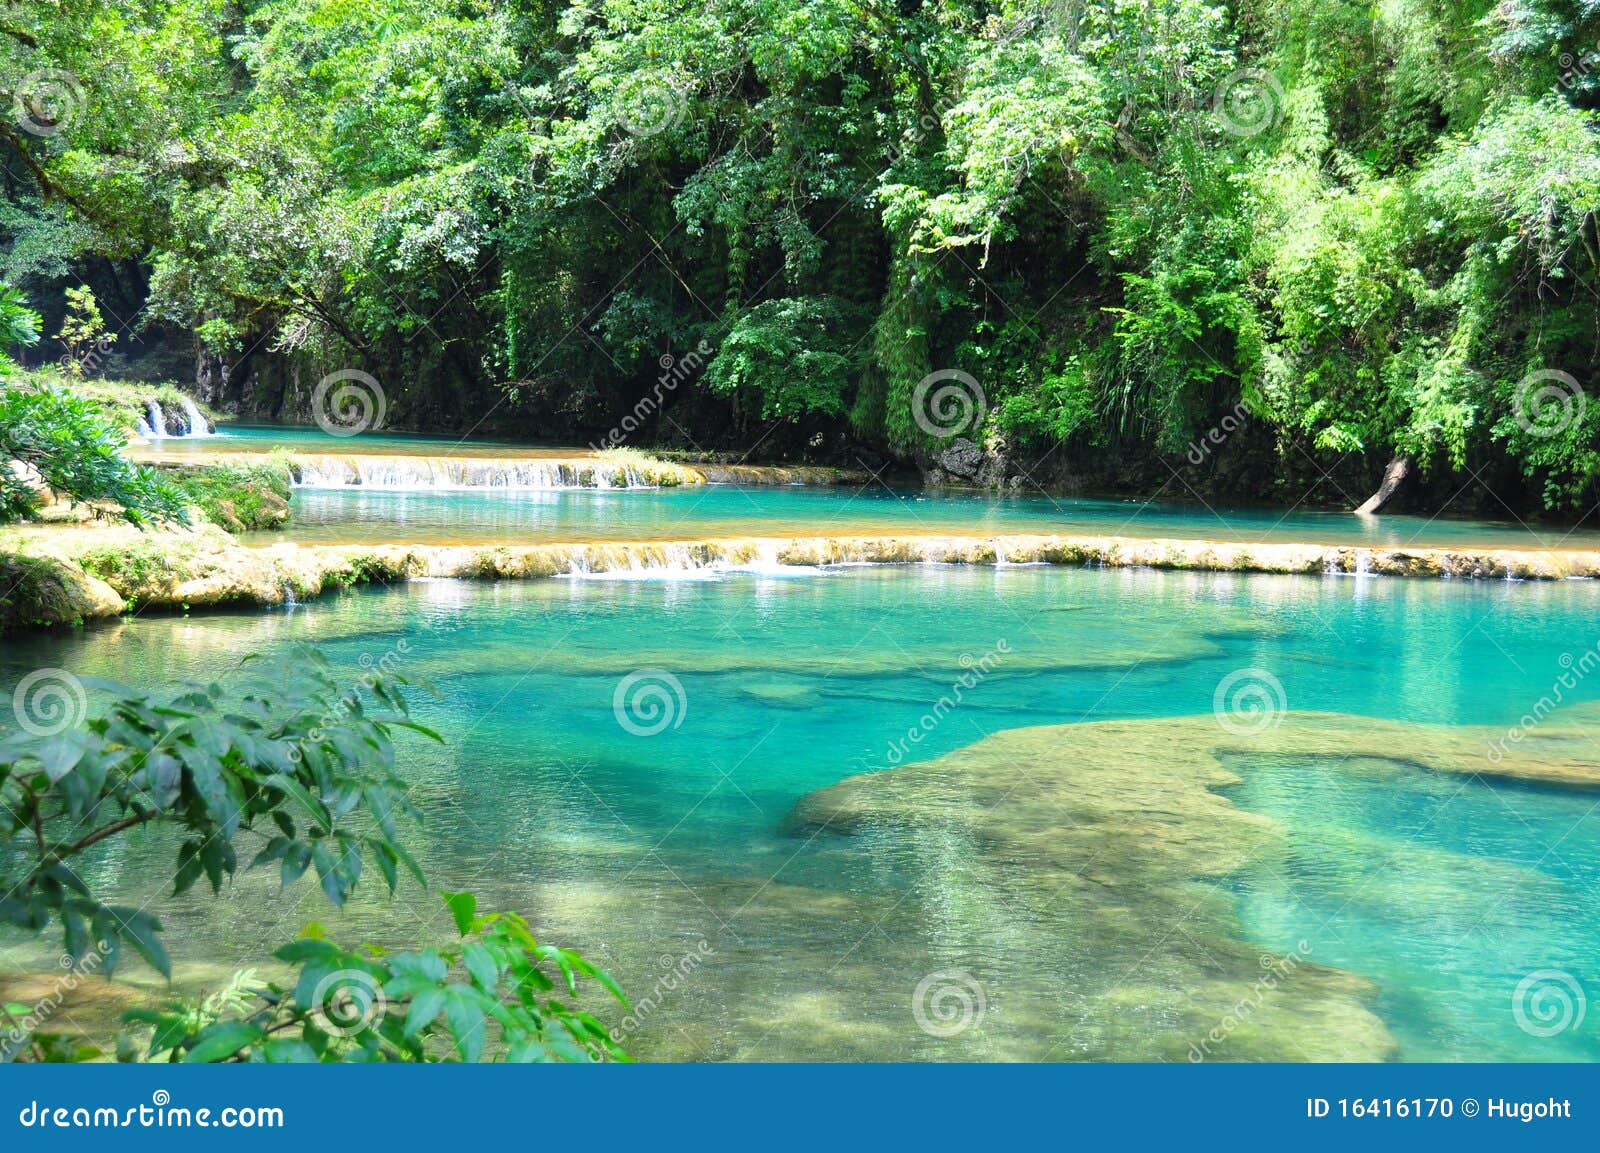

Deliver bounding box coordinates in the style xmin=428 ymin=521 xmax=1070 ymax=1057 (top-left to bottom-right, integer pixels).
xmin=2 ymin=526 xmax=1597 ymax=632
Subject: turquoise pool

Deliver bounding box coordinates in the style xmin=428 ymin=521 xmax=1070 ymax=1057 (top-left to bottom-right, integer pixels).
xmin=3 ymin=565 xmax=1597 ymax=1060
xmin=250 ymin=483 xmax=1600 ymax=551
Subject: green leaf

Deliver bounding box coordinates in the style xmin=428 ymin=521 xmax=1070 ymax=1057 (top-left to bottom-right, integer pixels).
xmin=462 ymin=942 xmax=499 ymax=992
xmin=402 ymin=985 xmax=447 ymax=1037
xmin=442 ymin=891 xmax=476 ymax=937
xmin=35 ymin=730 xmax=92 ymax=782
xmin=183 ymin=1020 xmax=265 ymax=1063
xmin=442 ymin=985 xmax=486 ymax=1062
xmin=260 ymin=1038 xmax=319 ymax=1063
xmin=111 ymin=909 xmax=169 ymax=979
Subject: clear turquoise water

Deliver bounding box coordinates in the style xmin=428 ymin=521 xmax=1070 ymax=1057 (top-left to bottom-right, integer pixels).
xmin=139 ymin=419 xmax=1600 ymax=549
xmin=3 ymin=566 xmax=1597 ymax=1060
xmin=142 ymin=423 xmax=553 ymax=457
xmin=250 ymin=484 xmax=1600 ymax=550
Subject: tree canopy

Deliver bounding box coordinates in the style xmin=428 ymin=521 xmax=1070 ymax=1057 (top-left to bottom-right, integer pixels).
xmin=4 ymin=0 xmax=1599 ymax=509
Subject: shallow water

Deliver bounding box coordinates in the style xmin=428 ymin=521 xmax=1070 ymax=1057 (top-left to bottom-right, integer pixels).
xmin=3 ymin=567 xmax=1597 ymax=1060
xmin=246 ymin=484 xmax=1600 ymax=551
xmin=133 ymin=423 xmax=585 ymax=460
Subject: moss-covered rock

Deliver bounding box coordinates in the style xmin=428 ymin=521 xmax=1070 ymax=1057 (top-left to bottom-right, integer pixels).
xmin=0 ymin=551 xmax=124 ymax=633
xmin=160 ymin=459 xmax=293 ymax=532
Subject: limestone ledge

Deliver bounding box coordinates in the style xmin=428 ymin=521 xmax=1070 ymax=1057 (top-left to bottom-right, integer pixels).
xmin=128 ymin=448 xmax=867 ymax=489
xmin=3 ymin=525 xmax=1598 ymax=630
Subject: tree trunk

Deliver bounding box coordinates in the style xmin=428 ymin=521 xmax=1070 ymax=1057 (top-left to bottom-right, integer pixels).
xmin=1354 ymin=454 xmax=1412 ymax=515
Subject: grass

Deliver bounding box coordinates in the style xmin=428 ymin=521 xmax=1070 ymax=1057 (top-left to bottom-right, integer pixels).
xmin=160 ymin=457 xmax=293 ymax=532
xmin=8 ymin=367 xmax=219 ymax=434
xmin=592 ymin=446 xmax=699 ymax=487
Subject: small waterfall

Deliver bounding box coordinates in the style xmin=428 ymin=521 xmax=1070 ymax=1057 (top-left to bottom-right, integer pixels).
xmin=289 ymin=454 xmax=674 ymax=490
xmin=551 ymin=540 xmax=827 ymax=582
xmin=179 ymin=396 xmax=211 ymax=437
xmin=137 ymin=396 xmax=212 ymax=439
xmin=1354 ymin=549 xmax=1372 ymax=578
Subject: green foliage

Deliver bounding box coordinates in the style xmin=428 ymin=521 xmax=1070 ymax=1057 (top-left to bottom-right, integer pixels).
xmin=122 ymin=893 xmax=628 ymax=1063
xmin=0 ymin=384 xmax=189 ymax=525
xmin=55 ymin=287 xmax=114 ymax=380
xmin=6 ymin=0 xmax=1600 ymax=505
xmin=165 ymin=461 xmax=294 ymax=532
xmin=705 ymin=297 xmax=869 ymax=422
xmin=0 ymin=649 xmax=431 ymax=974
xmin=0 ymin=283 xmax=41 ymax=366
xmin=0 ymin=647 xmax=627 ymax=1063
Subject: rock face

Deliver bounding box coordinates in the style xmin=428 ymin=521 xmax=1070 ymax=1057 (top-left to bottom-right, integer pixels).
xmin=924 ymin=435 xmax=1021 ymax=490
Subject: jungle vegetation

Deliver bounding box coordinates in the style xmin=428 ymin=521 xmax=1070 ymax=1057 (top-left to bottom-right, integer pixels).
xmin=3 ymin=0 xmax=1599 ymax=512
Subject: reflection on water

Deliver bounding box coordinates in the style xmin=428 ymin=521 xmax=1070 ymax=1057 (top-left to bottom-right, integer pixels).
xmin=243 ymin=484 xmax=1600 ymax=551
xmin=2 ymin=567 xmax=1598 ymax=1059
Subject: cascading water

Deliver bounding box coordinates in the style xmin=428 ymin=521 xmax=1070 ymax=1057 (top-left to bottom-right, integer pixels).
xmin=137 ymin=399 xmax=166 ymax=440
xmin=137 ymin=396 xmax=212 ymax=440
xmin=179 ymin=396 xmax=211 ymax=437
xmin=289 ymin=454 xmax=674 ymax=490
